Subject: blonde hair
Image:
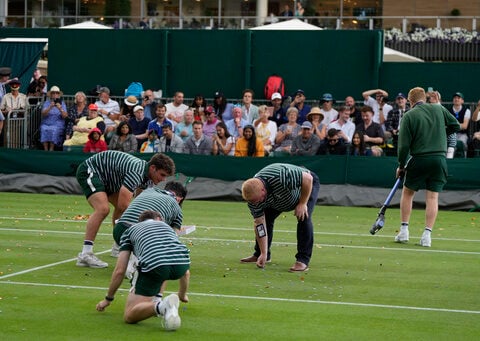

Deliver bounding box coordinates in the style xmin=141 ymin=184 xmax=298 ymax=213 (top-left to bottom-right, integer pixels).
xmin=74 ymin=91 xmax=87 ymax=104
xmin=258 ymin=105 xmax=268 ymax=114
xmin=408 ymin=87 xmax=426 ymax=105
xmin=241 ymin=178 xmax=262 ymax=201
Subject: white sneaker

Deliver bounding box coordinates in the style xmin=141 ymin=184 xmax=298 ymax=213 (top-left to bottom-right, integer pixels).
xmin=159 ymin=294 xmax=181 ymax=331
xmin=125 ymin=254 xmax=138 ymax=280
xmin=76 ymin=252 xmax=108 ymax=268
xmin=111 ymin=242 xmax=120 ymax=257
xmin=419 ymin=233 xmax=431 ymax=247
xmin=394 ymin=229 xmax=409 ymax=243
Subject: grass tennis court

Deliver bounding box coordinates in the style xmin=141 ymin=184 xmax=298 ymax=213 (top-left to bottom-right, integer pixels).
xmin=0 ymin=192 xmax=479 ymax=340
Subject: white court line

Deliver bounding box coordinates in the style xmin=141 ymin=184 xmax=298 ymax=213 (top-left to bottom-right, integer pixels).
xmin=1 ymin=215 xmax=480 ymax=242
xmin=0 ymin=249 xmax=111 ymax=280
xmin=1 ymin=221 xmax=480 ymax=243
xmin=0 ymin=280 xmax=478 ymax=315
xmin=188 ymin=237 xmax=480 ymax=255
xmin=1 ymin=228 xmax=479 ymax=256
xmin=0 ymin=227 xmax=112 ymax=237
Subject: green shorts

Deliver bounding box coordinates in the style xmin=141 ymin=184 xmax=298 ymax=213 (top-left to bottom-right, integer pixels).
xmin=404 ymin=156 xmax=447 ymax=192
xmin=113 ymin=222 xmax=131 ymax=245
xmin=76 ymin=162 xmax=106 ymax=199
xmin=134 ymin=264 xmax=190 ymax=297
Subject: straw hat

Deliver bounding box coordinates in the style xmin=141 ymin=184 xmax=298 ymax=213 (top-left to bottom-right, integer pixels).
xmin=124 ymin=95 xmax=139 ymax=106
xmin=47 ymin=85 xmax=63 ymax=96
xmin=306 ymin=107 xmax=324 ymax=121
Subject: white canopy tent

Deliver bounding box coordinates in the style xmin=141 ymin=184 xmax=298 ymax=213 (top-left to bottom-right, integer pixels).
xmin=60 ymin=21 xmax=113 ymax=29
xmin=383 ymin=47 xmax=424 ymax=62
xmin=251 ymin=19 xmax=423 ymax=62
xmin=250 ymin=18 xmax=322 ymax=31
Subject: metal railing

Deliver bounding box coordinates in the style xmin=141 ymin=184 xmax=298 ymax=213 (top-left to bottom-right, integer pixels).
xmin=3 ymin=15 xmax=480 ymax=32
xmin=3 ymin=92 xmax=477 ymax=151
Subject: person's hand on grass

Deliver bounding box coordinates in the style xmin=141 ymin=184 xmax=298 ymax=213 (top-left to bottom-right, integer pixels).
xmin=256 ymin=253 xmax=267 ymax=268
xmin=96 ymin=300 xmax=110 ymax=311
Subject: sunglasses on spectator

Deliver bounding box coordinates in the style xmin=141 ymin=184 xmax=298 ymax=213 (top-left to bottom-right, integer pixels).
xmin=328 ymin=138 xmax=338 ymax=142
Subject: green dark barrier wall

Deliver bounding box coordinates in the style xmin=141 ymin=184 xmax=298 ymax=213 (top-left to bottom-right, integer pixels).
xmin=0 ymin=28 xmax=382 ymax=100
xmin=380 ymin=62 xmax=480 ymax=102
xmin=1 ymin=29 xmax=480 ymax=101
xmin=1 ymin=149 xmax=478 ymax=190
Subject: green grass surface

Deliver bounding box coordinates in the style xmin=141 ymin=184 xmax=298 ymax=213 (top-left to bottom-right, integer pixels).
xmin=0 ymin=192 xmax=479 ymax=340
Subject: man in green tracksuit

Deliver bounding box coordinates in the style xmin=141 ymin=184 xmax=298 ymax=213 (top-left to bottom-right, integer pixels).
xmin=395 ymin=87 xmax=460 ymax=247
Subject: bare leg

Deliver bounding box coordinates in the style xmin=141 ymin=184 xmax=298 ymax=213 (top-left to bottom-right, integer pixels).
xmin=178 ymin=270 xmax=190 ymax=303
xmin=400 ymin=186 xmax=416 ymax=222
xmin=425 ymin=190 xmax=439 ymax=229
xmin=123 ymin=292 xmax=156 ymax=324
xmin=159 ymin=281 xmax=168 ymax=297
xmin=43 ymin=142 xmax=49 ymax=151
xmin=85 ymin=192 xmax=110 ymax=242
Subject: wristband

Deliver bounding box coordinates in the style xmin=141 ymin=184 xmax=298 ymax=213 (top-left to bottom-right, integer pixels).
xmin=105 ymin=295 xmax=114 ymax=302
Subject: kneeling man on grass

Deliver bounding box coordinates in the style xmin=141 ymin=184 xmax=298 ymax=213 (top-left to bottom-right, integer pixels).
xmin=96 ymin=210 xmax=190 ymax=331
xmin=240 ymin=163 xmax=320 ymax=272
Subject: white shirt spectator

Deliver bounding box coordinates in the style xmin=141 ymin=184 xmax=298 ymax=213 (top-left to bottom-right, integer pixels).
xmin=320 ymin=108 xmax=339 ymax=126
xmin=95 ymin=98 xmax=120 ymax=127
xmin=364 ymin=96 xmax=393 ymax=125
xmin=328 ymin=119 xmax=356 ymax=143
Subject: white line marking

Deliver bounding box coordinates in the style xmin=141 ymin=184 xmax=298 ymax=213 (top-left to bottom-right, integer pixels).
xmin=0 ymin=280 xmax=478 ymax=315
xmin=1 ymin=228 xmax=479 ymax=256
xmin=0 ymin=250 xmax=111 ymax=280
xmin=0 ymin=227 xmax=111 ymax=236
xmin=187 ymin=237 xmax=480 ymax=255
xmin=1 ymin=223 xmax=479 ymax=243
xmin=2 ymin=215 xmax=480 ymax=241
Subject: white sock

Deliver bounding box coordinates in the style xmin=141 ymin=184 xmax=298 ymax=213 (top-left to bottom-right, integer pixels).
xmin=82 ymin=244 xmax=93 ymax=254
xmin=424 ymin=227 xmax=432 ymax=234
xmin=155 ymin=301 xmax=164 ymax=317
xmin=400 ymin=222 xmax=409 ymax=231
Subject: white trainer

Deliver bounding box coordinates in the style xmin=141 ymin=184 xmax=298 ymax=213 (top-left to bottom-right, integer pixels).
xmin=419 ymin=233 xmax=431 ymax=247
xmin=394 ymin=229 xmax=409 ymax=243
xmin=160 ymin=294 xmax=181 ymax=331
xmin=111 ymin=242 xmax=120 ymax=257
xmin=76 ymin=252 xmax=108 ymax=268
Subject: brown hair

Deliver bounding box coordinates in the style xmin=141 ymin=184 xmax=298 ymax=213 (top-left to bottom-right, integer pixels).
xmin=243 ymin=89 xmax=255 ymax=97
xmin=360 ymin=105 xmax=374 ymax=115
xmin=139 ymin=210 xmax=162 ymax=222
xmin=148 ymin=153 xmax=175 ymax=176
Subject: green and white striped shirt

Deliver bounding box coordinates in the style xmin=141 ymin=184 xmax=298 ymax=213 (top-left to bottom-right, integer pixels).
xmin=118 ymin=187 xmax=183 ymax=229
xmin=84 ymin=150 xmax=150 ymax=194
xmin=120 ymin=220 xmax=190 ymax=272
xmin=248 ymin=163 xmax=308 ymax=218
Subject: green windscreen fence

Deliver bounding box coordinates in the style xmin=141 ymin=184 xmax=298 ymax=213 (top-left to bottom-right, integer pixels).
xmin=2 ymin=29 xmax=480 ymax=101
xmin=0 ymin=28 xmax=382 ymax=100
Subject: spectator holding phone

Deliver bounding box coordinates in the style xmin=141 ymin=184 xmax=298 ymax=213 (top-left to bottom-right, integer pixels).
xmin=40 ymin=86 xmax=68 ymax=151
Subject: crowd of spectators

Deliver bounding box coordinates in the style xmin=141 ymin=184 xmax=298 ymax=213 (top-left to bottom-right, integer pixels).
xmin=1 ymin=71 xmax=480 ymax=157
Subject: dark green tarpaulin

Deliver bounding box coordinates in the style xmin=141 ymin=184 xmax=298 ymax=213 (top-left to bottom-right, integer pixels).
xmin=0 ymin=149 xmax=478 ymax=190
xmin=0 ymin=40 xmax=47 ymax=93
